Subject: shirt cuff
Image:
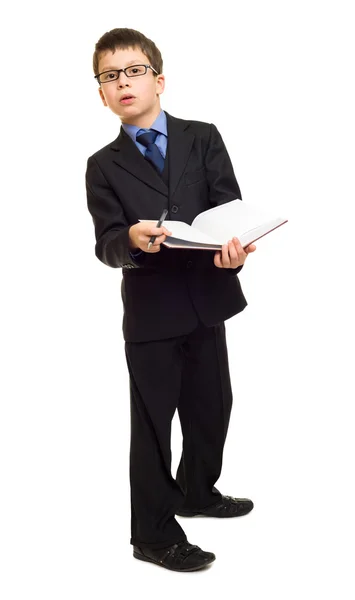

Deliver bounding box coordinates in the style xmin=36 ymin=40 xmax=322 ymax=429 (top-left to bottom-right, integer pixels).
xmin=129 ymin=249 xmax=144 ymax=259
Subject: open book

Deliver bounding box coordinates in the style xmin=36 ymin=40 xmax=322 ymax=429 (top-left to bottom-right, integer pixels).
xmin=139 ymin=199 xmax=288 ymax=250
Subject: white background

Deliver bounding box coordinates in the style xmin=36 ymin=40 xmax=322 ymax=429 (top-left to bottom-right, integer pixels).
xmin=1 ymin=0 xmax=354 ymax=598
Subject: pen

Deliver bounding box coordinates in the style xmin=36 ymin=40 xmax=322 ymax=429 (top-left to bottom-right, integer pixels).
xmin=148 ymin=208 xmax=169 ymax=250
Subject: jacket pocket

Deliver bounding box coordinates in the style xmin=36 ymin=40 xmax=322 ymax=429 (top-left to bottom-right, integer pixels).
xmin=185 ymin=168 xmax=206 ymax=186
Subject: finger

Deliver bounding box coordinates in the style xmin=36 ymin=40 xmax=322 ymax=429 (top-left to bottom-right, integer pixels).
xmin=246 ymin=244 xmax=257 ymax=253
xmin=232 ymin=237 xmax=247 ymax=261
xmin=214 ymin=251 xmax=222 ymax=268
xmin=162 ymin=227 xmax=172 ymax=236
xmin=146 ymin=240 xmax=161 ymax=252
xmin=228 ymin=240 xmax=238 ymax=261
xmin=145 ymin=226 xmax=163 ymax=237
xmin=221 ymin=243 xmax=230 ymax=268
xmin=143 ymin=229 xmax=170 ymax=248
xmin=150 ymin=226 xmax=172 ymax=236
xmin=144 ymin=241 xmax=159 ymax=252
xmin=151 ymin=234 xmax=167 ymax=246
xmin=228 ymin=240 xmax=241 ymax=268
xmin=232 ymin=237 xmax=245 ymax=254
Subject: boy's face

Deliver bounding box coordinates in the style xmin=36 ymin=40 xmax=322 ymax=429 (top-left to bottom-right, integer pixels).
xmin=97 ymin=46 xmax=165 ymax=125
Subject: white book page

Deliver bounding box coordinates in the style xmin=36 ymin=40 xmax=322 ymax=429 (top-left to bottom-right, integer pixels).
xmin=192 ymin=199 xmax=286 ymax=244
xmin=138 ymin=219 xmax=219 ymax=244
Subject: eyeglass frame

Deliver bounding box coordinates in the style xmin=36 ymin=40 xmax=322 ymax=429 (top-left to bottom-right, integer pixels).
xmin=94 ymin=64 xmax=159 ymax=85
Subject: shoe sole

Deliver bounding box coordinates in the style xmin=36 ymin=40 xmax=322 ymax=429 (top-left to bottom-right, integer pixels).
xmin=176 ymin=511 xmax=253 ymax=518
xmin=133 ymin=551 xmax=215 ymax=571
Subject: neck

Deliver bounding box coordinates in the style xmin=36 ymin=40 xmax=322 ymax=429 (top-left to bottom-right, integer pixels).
xmin=121 ymin=102 xmax=162 ymax=129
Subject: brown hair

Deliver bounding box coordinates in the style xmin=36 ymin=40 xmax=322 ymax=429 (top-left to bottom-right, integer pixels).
xmin=93 ymin=28 xmax=163 ymax=78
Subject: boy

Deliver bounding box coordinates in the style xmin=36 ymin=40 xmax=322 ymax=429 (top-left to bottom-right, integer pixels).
xmin=86 ymin=27 xmax=256 ymax=572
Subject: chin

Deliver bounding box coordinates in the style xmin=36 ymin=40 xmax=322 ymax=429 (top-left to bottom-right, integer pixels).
xmin=118 ymin=107 xmax=138 ymax=120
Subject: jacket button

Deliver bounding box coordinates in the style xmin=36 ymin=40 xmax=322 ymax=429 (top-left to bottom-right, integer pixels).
xmin=186 ymin=261 xmax=193 ymax=269
xmin=171 ymin=205 xmax=179 ymax=213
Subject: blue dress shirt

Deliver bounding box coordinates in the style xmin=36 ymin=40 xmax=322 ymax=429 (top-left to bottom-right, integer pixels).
xmin=122 ymin=109 xmax=167 ymax=159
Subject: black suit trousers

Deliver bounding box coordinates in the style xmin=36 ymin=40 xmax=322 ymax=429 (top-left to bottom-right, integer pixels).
xmin=125 ymin=318 xmax=233 ymax=550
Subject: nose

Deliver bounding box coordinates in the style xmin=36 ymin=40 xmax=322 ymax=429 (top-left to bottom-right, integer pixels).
xmin=117 ymin=71 xmax=131 ymax=88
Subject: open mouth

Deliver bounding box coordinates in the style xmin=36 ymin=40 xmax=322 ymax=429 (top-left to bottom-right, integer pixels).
xmin=120 ymin=95 xmax=135 ymax=104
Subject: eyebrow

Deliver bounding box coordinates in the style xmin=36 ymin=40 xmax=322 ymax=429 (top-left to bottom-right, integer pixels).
xmin=99 ymin=60 xmax=145 ymax=71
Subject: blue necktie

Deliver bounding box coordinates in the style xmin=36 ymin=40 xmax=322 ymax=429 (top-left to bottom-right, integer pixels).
xmin=136 ymin=129 xmax=165 ymax=174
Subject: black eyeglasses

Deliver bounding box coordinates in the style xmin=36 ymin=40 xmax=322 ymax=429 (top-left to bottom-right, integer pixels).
xmin=94 ymin=64 xmax=159 ymax=84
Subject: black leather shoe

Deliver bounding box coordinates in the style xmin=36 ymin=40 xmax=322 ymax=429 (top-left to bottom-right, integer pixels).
xmin=133 ymin=540 xmax=216 ymax=571
xmin=176 ymin=495 xmax=254 ymax=518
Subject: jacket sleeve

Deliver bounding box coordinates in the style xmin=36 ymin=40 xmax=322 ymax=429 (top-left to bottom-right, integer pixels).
xmin=204 ymin=123 xmax=244 ymax=275
xmin=204 ymin=123 xmax=242 ymax=206
xmin=85 ymin=155 xmax=146 ymax=269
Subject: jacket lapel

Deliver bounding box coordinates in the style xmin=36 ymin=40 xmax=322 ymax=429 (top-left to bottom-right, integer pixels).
xmin=165 ymin=112 xmax=195 ymax=198
xmin=109 ymin=111 xmax=195 ymax=198
xmin=110 ymin=127 xmax=167 ymax=195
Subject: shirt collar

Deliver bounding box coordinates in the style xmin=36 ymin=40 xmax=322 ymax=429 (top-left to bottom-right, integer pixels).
xmin=122 ymin=109 xmax=167 ymax=142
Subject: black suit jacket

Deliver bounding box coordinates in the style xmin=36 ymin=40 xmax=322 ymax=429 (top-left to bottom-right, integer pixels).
xmin=85 ymin=111 xmax=248 ymax=342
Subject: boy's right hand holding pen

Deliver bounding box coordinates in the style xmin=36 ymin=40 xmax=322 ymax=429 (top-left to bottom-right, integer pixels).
xmin=129 ymin=210 xmax=172 ymax=254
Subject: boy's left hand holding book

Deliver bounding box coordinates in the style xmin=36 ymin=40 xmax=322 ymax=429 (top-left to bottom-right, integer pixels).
xmin=214 ymin=237 xmax=256 ymax=269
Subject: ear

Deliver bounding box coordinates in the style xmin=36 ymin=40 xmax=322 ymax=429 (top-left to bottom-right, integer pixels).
xmin=156 ymin=74 xmax=165 ymax=95
xmin=98 ymin=87 xmax=108 ymax=107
